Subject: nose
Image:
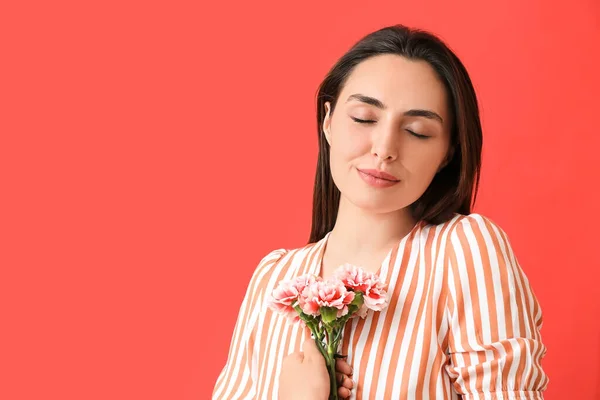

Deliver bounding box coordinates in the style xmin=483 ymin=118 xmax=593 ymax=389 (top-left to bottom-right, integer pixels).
xmin=371 ymin=124 xmax=398 ymax=162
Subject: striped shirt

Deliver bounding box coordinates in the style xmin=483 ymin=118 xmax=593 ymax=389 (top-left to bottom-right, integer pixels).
xmin=212 ymin=213 xmax=549 ymax=399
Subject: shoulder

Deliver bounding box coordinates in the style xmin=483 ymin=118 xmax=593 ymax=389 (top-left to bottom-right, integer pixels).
xmin=249 ymin=239 xmax=317 ymax=278
xmin=251 ymin=247 xmax=290 ymax=282
xmin=257 ymin=239 xmax=321 ymax=269
xmin=423 ymin=212 xmax=515 ymax=265
xmin=430 ymin=212 xmax=510 ymax=245
xmin=438 ymin=213 xmax=519 ymax=275
xmin=240 ymin=248 xmax=289 ymax=302
xmin=258 ymin=248 xmax=290 ymax=268
xmin=250 ymin=238 xmax=323 ymax=284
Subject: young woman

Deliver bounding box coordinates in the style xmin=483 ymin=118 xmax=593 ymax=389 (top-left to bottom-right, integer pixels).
xmin=212 ymin=24 xmax=549 ymax=400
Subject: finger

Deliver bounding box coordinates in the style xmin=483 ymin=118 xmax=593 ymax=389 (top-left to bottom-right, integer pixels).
xmin=335 ymin=358 xmax=353 ymax=376
xmin=304 ymin=326 xmax=312 ymax=340
xmin=342 ymin=375 xmax=354 ymax=390
xmin=336 ymin=373 xmax=354 ymax=388
xmin=338 ymin=386 xmax=351 ymax=398
xmin=302 ymin=328 xmax=322 ymax=360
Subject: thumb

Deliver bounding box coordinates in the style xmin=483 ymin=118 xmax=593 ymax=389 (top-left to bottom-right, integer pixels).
xmin=303 ymin=328 xmax=322 ymax=359
xmin=303 ymin=326 xmax=313 ymax=341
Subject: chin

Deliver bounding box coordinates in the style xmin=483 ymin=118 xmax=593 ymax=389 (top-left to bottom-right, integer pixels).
xmin=346 ymin=192 xmax=404 ymax=213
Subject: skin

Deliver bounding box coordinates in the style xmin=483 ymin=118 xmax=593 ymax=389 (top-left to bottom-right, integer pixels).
xmin=279 ymin=54 xmax=454 ymax=398
xmin=320 ymin=54 xmax=454 ymax=280
xmin=279 ymin=328 xmax=354 ymax=399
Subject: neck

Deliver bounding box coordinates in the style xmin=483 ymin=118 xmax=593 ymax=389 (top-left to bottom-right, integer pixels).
xmin=326 ymin=196 xmax=418 ymax=259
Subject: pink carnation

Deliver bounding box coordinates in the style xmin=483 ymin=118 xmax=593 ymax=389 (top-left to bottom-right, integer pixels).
xmin=335 ymin=263 xmax=389 ymax=312
xmin=299 ymin=279 xmax=355 ymax=318
xmin=267 ymin=280 xmax=297 ymax=316
xmin=335 ymin=263 xmax=373 ymax=292
xmin=362 ymin=279 xmax=388 ymax=311
xmin=291 ymin=274 xmax=322 ymax=294
xmin=356 ymin=304 xmax=369 ymax=319
xmin=268 ymin=274 xmax=321 ymax=323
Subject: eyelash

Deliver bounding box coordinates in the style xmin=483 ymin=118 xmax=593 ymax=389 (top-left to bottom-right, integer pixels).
xmin=350 ymin=117 xmax=430 ymax=139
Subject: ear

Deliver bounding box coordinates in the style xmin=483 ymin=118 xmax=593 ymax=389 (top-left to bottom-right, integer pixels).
xmin=322 ymin=101 xmax=332 ymax=146
xmin=438 ymin=145 xmax=455 ymax=172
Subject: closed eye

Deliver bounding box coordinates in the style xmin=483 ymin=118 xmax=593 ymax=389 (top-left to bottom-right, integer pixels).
xmin=351 ymin=117 xmax=375 ymax=124
xmin=351 ymin=117 xmax=430 ymax=139
xmin=406 ymin=129 xmax=429 ymax=139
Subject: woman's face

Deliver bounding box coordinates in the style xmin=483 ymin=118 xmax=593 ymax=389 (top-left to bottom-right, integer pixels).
xmin=322 ymin=54 xmax=453 ymax=214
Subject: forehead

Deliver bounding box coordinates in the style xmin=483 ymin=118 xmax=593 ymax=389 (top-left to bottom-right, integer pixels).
xmin=339 ymin=54 xmax=449 ymax=118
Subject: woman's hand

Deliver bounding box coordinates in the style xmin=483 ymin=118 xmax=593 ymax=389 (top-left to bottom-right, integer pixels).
xmin=278 ymin=327 xmax=355 ymax=400
xmin=335 ymin=357 xmax=354 ymax=398
xmin=279 ymin=328 xmax=330 ymax=400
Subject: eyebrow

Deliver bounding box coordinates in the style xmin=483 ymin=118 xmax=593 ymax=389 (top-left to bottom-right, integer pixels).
xmin=345 ymin=93 xmax=444 ymax=123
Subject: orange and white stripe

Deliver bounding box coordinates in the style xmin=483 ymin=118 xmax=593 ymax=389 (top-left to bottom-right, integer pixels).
xmin=212 ymin=213 xmax=549 ymax=399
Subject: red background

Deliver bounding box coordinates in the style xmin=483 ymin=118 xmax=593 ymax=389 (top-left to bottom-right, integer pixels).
xmin=1 ymin=1 xmax=599 ymax=399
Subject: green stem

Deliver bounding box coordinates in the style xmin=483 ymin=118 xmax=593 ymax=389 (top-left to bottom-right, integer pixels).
xmin=326 ymin=327 xmax=339 ymax=400
xmin=307 ymin=323 xmax=327 ymax=360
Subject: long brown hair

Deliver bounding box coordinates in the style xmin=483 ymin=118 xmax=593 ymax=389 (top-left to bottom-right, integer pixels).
xmin=308 ymin=24 xmax=483 ymax=244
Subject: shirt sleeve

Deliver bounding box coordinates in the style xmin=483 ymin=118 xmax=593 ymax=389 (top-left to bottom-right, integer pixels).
xmin=443 ymin=214 xmax=549 ymax=400
xmin=212 ymin=248 xmax=288 ymax=400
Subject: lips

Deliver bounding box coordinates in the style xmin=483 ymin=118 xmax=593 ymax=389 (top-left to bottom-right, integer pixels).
xmin=357 ymin=168 xmax=399 ymax=182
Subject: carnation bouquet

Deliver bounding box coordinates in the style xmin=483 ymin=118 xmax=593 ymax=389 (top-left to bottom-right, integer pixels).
xmin=268 ymin=263 xmax=390 ymax=400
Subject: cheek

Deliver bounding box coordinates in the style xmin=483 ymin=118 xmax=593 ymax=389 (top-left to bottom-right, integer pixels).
xmin=404 ymin=145 xmax=447 ymax=183
xmin=328 ymin=127 xmax=367 ymax=189
xmin=332 ymin=123 xmax=370 ymax=161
